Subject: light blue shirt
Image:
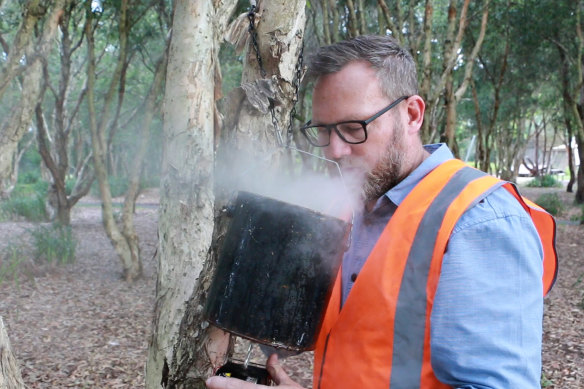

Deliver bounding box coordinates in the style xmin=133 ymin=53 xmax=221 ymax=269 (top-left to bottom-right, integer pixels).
xmin=341 ymin=143 xmax=544 ymax=388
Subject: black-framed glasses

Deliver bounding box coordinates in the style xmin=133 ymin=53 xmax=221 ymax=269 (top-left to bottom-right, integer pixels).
xmin=300 ymin=95 xmax=409 ymax=147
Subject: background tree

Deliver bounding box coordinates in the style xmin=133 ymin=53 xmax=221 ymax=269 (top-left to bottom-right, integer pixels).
xmin=0 ymin=0 xmax=66 ymax=196
xmin=146 ymin=0 xmax=306 ymax=386
xmin=34 ymin=0 xmax=93 ymax=225
xmin=84 ymin=0 xmax=171 ymax=281
xmin=544 ymin=0 xmax=584 ymax=202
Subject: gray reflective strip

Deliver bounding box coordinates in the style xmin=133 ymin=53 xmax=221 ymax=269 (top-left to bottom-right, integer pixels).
xmin=390 ymin=167 xmax=486 ymax=388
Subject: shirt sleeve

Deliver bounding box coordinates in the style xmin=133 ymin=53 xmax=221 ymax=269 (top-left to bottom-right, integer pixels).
xmin=430 ymin=187 xmax=544 ymax=389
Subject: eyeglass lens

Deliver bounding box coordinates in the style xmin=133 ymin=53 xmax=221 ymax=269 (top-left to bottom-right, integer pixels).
xmin=303 ymin=122 xmax=366 ymax=147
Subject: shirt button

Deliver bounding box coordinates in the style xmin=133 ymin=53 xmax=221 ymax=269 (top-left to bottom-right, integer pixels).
xmin=351 ymin=273 xmax=358 ymax=282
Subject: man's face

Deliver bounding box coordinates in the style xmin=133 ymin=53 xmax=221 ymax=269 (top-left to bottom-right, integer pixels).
xmin=311 ymin=61 xmax=409 ymax=202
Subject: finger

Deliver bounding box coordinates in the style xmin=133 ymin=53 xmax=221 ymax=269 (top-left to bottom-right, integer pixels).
xmin=206 ymin=375 xmax=262 ymax=389
xmin=266 ymin=354 xmax=297 ymax=386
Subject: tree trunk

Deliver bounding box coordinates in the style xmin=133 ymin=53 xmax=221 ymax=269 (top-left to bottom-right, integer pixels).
xmin=442 ymin=1 xmax=488 ymax=155
xmin=145 ymin=0 xmax=237 ymax=387
xmin=572 ymin=4 xmax=584 ymax=203
xmin=146 ymin=0 xmax=306 ymax=387
xmin=120 ymin=45 xmax=168 ymax=276
xmin=419 ymin=0 xmax=434 ymax=143
xmin=85 ymin=0 xmax=142 ymax=281
xmin=0 ymin=317 xmax=25 ymax=389
xmin=0 ymin=0 xmax=45 ymax=100
xmin=575 ymin=132 xmax=584 ymax=204
xmin=328 ymin=0 xmax=339 ymax=42
xmin=35 ymin=3 xmax=93 ymax=225
xmin=566 ymin=122 xmax=576 ymax=193
xmin=0 ymin=0 xmax=65 ymax=196
xmin=443 ymin=72 xmax=459 ymax=156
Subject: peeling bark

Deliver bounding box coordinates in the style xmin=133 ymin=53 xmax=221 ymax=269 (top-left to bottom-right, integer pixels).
xmin=0 ymin=317 xmax=25 ymax=389
xmin=0 ymin=0 xmax=66 ymax=196
xmin=147 ymin=0 xmax=306 ymax=387
xmin=145 ymin=0 xmax=238 ymax=387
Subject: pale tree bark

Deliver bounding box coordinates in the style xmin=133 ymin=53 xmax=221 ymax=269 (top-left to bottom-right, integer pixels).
xmin=145 ymin=0 xmax=237 ymax=387
xmin=0 ymin=317 xmax=25 ymax=389
xmin=575 ymin=134 xmax=584 ymax=204
xmin=119 ymin=44 xmax=169 ymax=266
xmin=85 ymin=0 xmax=142 ymax=281
xmin=0 ymin=0 xmax=45 ymax=100
xmin=146 ymin=0 xmax=306 ymax=387
xmin=0 ymin=0 xmax=66 ymax=197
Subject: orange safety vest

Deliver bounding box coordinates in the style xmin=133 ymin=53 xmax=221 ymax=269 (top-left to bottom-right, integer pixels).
xmin=313 ymin=159 xmax=558 ymax=389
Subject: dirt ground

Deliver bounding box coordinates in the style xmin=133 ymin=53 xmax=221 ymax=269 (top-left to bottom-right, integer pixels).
xmin=0 ymin=185 xmax=582 ymax=388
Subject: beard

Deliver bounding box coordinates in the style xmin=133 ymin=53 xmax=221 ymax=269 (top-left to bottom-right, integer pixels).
xmin=335 ymin=121 xmax=407 ymax=206
xmin=361 ymin=122 xmax=406 ymax=203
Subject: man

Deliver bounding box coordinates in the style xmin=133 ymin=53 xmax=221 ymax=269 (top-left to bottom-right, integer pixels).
xmin=207 ymin=35 xmax=557 ymax=389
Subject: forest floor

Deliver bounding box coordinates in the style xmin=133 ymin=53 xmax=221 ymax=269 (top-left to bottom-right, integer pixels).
xmin=0 ymin=184 xmax=582 ymax=388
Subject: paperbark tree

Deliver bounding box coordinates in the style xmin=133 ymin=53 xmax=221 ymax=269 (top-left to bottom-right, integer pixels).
xmin=0 ymin=316 xmax=25 ymax=389
xmin=145 ymin=0 xmax=236 ymax=386
xmin=0 ymin=0 xmax=66 ymax=196
xmin=85 ymin=0 xmax=146 ymax=281
xmin=146 ymin=0 xmax=306 ymax=387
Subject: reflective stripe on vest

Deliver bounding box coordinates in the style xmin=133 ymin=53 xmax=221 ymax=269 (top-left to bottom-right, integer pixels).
xmin=313 ymin=159 xmax=558 ymax=389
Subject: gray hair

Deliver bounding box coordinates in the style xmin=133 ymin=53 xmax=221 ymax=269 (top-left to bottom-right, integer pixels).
xmin=307 ymin=35 xmax=418 ymax=100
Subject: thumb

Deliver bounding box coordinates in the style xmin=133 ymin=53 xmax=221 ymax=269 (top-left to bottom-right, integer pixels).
xmin=266 ymin=353 xmax=298 ymax=387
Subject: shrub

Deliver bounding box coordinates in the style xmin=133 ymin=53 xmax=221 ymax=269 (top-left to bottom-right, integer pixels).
xmin=30 ymin=224 xmax=76 ymax=264
xmin=527 ymin=175 xmax=562 ymax=188
xmin=1 ymin=180 xmax=50 ymax=222
xmin=0 ymin=244 xmax=26 ymax=286
xmin=1 ymin=194 xmax=47 ymax=222
xmin=33 ymin=180 xmax=49 ymax=197
xmin=19 ymin=171 xmax=41 ymax=184
xmin=534 ymin=193 xmax=565 ymax=216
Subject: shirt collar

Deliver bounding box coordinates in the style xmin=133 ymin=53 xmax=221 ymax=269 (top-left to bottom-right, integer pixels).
xmin=383 ymin=143 xmax=454 ymax=207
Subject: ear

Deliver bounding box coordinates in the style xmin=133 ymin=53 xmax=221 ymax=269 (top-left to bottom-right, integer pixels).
xmin=404 ymin=95 xmax=425 ymax=134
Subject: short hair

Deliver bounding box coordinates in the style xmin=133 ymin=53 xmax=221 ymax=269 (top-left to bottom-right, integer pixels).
xmin=307 ymin=35 xmax=419 ymax=100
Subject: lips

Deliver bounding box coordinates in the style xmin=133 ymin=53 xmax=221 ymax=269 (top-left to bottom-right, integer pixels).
xmin=339 ymin=163 xmax=367 ymax=176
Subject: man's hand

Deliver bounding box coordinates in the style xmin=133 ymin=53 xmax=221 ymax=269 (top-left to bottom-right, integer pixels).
xmin=206 ymin=354 xmax=305 ymax=389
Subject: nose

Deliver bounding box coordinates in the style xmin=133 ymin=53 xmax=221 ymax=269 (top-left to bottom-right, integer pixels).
xmin=324 ymin=130 xmax=351 ymax=160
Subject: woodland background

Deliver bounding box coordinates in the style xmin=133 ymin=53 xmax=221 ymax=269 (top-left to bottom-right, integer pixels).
xmin=0 ymin=0 xmax=583 ymax=388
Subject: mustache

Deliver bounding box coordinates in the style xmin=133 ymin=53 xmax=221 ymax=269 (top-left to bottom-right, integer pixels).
xmin=335 ymin=158 xmax=369 ymax=171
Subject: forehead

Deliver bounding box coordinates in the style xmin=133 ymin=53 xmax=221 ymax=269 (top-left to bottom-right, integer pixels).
xmin=312 ymin=61 xmax=387 ymax=123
